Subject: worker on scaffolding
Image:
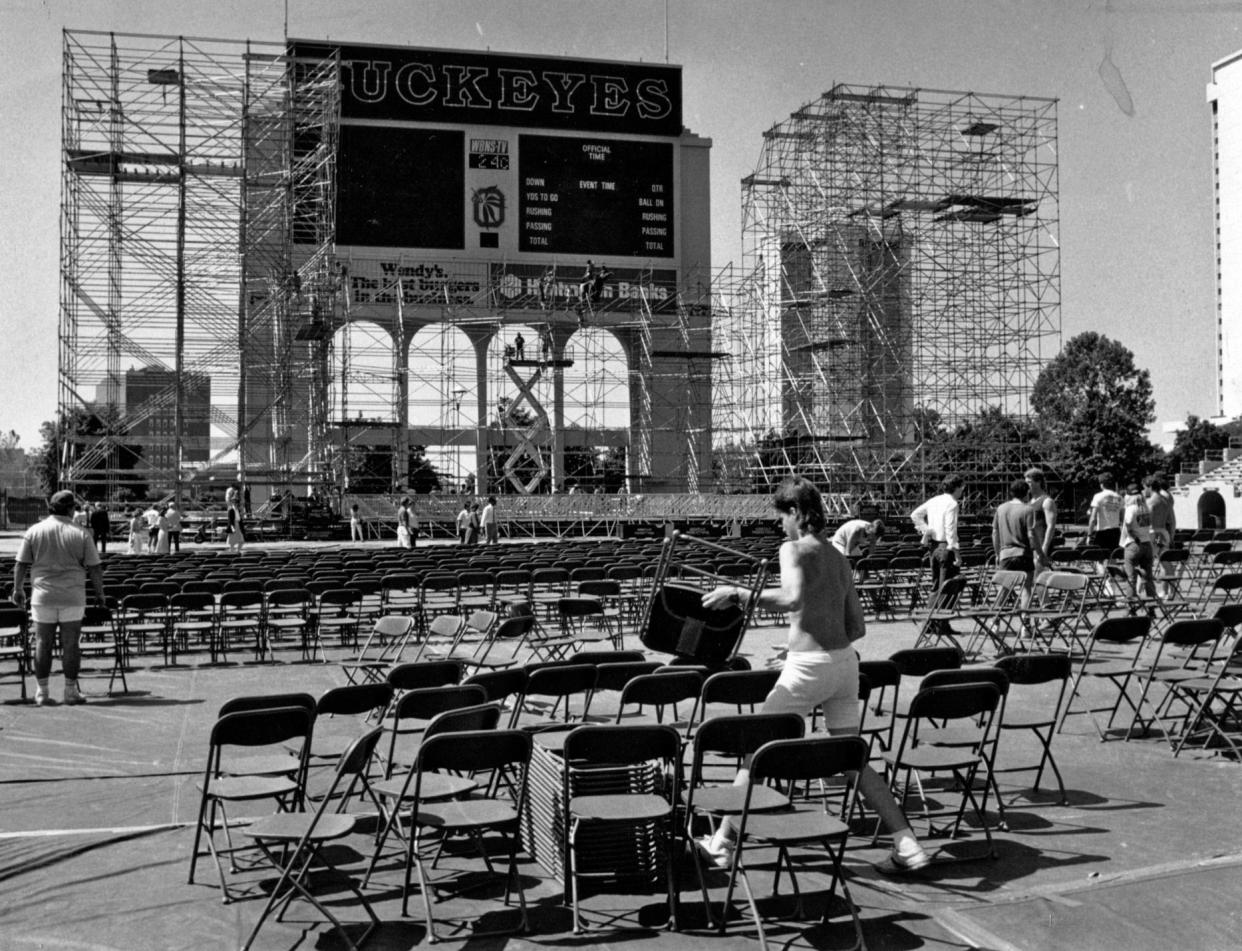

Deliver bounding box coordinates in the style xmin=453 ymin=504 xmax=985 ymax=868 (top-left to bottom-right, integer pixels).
xmin=514 ymin=332 xmax=526 ymax=360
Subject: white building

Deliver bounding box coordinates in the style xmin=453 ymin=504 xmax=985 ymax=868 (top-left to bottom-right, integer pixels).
xmin=1209 ymin=50 xmax=1242 ymax=417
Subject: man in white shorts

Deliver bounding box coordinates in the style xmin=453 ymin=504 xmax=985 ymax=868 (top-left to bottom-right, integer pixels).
xmin=12 ymin=490 xmax=108 ymax=706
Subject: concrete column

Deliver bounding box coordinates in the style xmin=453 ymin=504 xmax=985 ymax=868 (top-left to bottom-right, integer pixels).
xmin=550 ymin=328 xmax=570 ymax=492
xmin=394 ymin=325 xmax=410 ymax=490
xmin=468 ymin=330 xmax=491 ymax=493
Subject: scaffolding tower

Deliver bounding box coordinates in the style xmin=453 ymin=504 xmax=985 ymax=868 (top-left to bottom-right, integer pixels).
xmin=59 ymin=30 xmax=340 ymax=501
xmin=713 ymin=83 xmax=1060 ymax=510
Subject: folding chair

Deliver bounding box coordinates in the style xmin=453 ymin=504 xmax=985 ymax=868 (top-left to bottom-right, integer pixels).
xmin=425 ymin=609 xmax=498 ymax=664
xmin=364 ymin=701 xmax=501 ymax=900
xmin=168 ymin=592 xmax=217 ymax=663
xmin=1056 ymin=614 xmax=1153 ymax=739
xmin=563 ymin=724 xmax=683 ymax=934
xmin=464 ymin=667 xmax=530 ymax=727
xmin=585 ymin=660 xmax=666 ymax=721
xmin=117 ymin=591 xmax=172 ymax=664
xmin=613 ymin=669 xmax=703 ymax=727
xmin=188 ymin=705 xmax=314 ymax=903
xmin=882 ymin=682 xmax=1003 ymax=860
xmin=513 ymin=662 xmax=597 ymax=731
xmin=684 ymin=713 xmax=805 ymax=924
xmin=408 ymin=728 xmax=534 ymax=941
xmin=303 ymin=682 xmax=394 ymax=767
xmin=1167 ymin=629 xmax=1242 ymax=757
xmin=557 ymin=596 xmax=616 ymax=652
xmin=239 ymin=728 xmax=384 ymax=951
xmin=379 ymin=682 xmax=485 ymax=777
xmin=340 ymin=614 xmax=416 ymax=684
xmin=264 ymin=587 xmax=316 ymax=662
xmin=994 ymin=653 xmax=1073 ymax=804
xmin=315 ymin=588 xmax=363 ymax=650
xmin=0 ymin=605 xmax=30 ymax=702
xmin=912 ymin=576 xmax=969 ymax=651
xmin=455 ymin=569 xmax=496 ymax=615
xmin=78 ymin=603 xmax=127 ymax=695
xmin=717 ymin=736 xmax=868 ymax=951
xmin=1021 ymin=571 xmax=1092 ymax=654
xmin=1127 ymin=617 xmax=1227 ymax=743
xmin=855 ymin=659 xmax=900 ymax=756
xmin=216 ymin=589 xmax=266 ymax=662
xmin=954 ymin=570 xmax=1029 ymax=659
xmin=458 ymin=613 xmax=537 ymax=671
xmin=412 ymin=612 xmax=466 ymax=663
xmin=419 ymin=572 xmax=461 ymax=632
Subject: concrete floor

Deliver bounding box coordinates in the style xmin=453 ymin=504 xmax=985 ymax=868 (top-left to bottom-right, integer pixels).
xmin=3 ymin=539 xmax=1242 ymax=950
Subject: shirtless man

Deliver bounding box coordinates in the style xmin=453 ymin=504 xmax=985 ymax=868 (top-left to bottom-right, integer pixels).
xmin=701 ymin=476 xmax=929 ymax=871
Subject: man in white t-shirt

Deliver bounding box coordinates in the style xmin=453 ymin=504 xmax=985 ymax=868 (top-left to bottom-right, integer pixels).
xmin=13 ymin=491 xmax=108 ymax=706
xmin=911 ymin=475 xmax=963 ymax=592
xmin=831 ymin=518 xmax=885 ymax=558
xmin=1086 ymin=471 xmax=1124 ymax=552
xmin=481 ymin=495 xmax=498 ymax=544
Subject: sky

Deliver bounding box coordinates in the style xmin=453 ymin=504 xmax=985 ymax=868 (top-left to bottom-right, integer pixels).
xmin=1 ymin=0 xmax=1240 ymax=453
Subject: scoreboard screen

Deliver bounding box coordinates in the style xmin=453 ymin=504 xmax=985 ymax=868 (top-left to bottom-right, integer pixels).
xmin=519 ymin=135 xmax=674 ymax=258
xmin=336 ymin=125 xmax=465 ymax=249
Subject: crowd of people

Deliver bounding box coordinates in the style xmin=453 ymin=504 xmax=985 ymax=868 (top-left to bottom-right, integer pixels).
xmin=909 ymin=466 xmax=1178 ymax=605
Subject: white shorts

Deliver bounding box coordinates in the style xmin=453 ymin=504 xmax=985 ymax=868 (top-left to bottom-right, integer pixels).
xmin=31 ymin=604 xmax=86 ymax=625
xmin=761 ymin=648 xmax=860 ymax=731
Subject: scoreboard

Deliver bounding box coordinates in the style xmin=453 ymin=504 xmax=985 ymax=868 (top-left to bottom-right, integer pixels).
xmin=518 ymin=136 xmax=673 ymax=257
xmin=292 ymin=41 xmax=687 ymax=263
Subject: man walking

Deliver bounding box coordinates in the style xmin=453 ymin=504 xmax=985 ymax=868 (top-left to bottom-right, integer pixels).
xmin=911 ymin=475 xmax=963 ymax=592
xmin=481 ymin=495 xmax=498 ymax=544
xmin=89 ymin=502 xmax=111 ymax=555
xmin=12 ymin=491 xmax=108 ymax=706
xmin=1086 ymin=471 xmax=1124 ymax=552
xmin=992 ymin=478 xmax=1035 ymax=603
xmin=1025 ymin=467 xmax=1058 ymax=575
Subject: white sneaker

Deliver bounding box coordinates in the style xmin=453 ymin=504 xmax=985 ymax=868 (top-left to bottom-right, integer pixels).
xmin=889 ymin=841 xmax=931 ymax=871
xmin=696 ymin=835 xmax=734 ymax=869
xmin=34 ymin=686 xmax=50 ymax=707
xmin=63 ymin=683 xmax=86 ymax=706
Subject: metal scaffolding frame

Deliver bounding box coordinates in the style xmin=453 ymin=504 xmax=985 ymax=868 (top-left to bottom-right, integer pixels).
xmin=59 ymin=29 xmax=339 ymax=501
xmin=712 ymin=83 xmax=1061 ymax=510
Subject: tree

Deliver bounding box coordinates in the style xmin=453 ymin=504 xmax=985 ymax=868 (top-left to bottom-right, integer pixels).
xmin=1032 ymin=332 xmax=1161 ymax=498
xmin=0 ymin=429 xmax=19 ymax=450
xmin=1166 ymin=414 xmax=1231 ymax=477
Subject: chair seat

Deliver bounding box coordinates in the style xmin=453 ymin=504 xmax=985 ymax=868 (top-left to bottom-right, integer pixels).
xmin=917 ymin=724 xmax=986 ymax=747
xmin=1084 ymin=659 xmax=1145 ymax=677
xmin=691 ymin=785 xmax=789 ymax=816
xmin=1152 ymin=668 xmax=1209 ymax=684
xmin=267 ymin=618 xmax=308 ymax=630
xmin=416 ymin=797 xmax=519 ymax=831
xmin=885 ymin=746 xmax=982 ymax=771
xmin=743 ymin=808 xmax=850 ymax=843
xmin=1178 ymin=675 xmax=1242 ymax=692
xmin=225 ymin=753 xmax=300 ymax=776
xmin=1001 ymin=711 xmax=1056 ymax=730
xmin=245 ymin=812 xmax=356 ymax=842
xmin=374 ymin=772 xmax=476 ymax=802
xmin=569 ymin=792 xmax=673 ymax=823
xmin=203 ymin=774 xmax=298 ymax=801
